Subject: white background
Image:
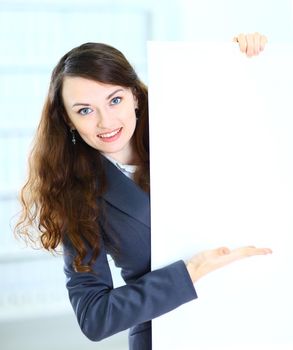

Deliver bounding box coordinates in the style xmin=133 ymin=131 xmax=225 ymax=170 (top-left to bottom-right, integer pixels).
xmin=149 ymin=42 xmax=293 ymax=349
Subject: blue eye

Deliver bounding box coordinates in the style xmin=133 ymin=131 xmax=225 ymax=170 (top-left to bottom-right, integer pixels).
xmin=78 ymin=107 xmax=93 ymax=116
xmin=111 ymin=97 xmax=122 ymax=105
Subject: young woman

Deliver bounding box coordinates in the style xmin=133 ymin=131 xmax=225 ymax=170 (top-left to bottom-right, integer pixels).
xmin=16 ymin=33 xmax=271 ymax=350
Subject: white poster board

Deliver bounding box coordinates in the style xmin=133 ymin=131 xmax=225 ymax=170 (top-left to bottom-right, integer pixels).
xmin=148 ymin=42 xmax=293 ymax=350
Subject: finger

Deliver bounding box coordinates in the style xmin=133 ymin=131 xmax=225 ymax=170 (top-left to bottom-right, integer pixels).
xmin=235 ymin=33 xmax=247 ymax=54
xmin=253 ymin=32 xmax=261 ymax=55
xmin=234 ymin=246 xmax=272 ymax=257
xmin=245 ymin=34 xmax=255 ymax=57
xmin=260 ymin=35 xmax=268 ymax=51
xmin=254 ymin=247 xmax=272 ymax=254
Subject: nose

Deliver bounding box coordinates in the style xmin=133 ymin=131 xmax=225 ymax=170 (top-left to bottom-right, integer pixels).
xmin=96 ymin=108 xmax=113 ymax=129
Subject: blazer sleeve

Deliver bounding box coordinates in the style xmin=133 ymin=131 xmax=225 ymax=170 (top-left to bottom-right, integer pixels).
xmin=63 ymin=238 xmax=197 ymax=341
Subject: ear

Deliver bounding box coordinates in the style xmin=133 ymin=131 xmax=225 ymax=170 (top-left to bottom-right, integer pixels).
xmin=69 ymin=126 xmax=76 ymax=132
xmin=66 ymin=120 xmax=75 ymax=131
xmin=134 ymin=98 xmax=139 ymax=110
xmin=133 ymin=94 xmax=139 ymax=110
xmin=131 ymin=87 xmax=139 ymax=109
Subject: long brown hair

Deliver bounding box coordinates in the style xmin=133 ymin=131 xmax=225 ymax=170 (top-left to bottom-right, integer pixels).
xmin=15 ymin=43 xmax=149 ymax=272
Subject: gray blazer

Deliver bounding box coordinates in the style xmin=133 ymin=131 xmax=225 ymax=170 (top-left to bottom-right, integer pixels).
xmin=63 ymin=157 xmax=197 ymax=349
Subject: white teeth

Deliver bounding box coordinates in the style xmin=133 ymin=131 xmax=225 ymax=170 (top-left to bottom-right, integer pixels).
xmin=98 ymin=128 xmax=121 ymax=138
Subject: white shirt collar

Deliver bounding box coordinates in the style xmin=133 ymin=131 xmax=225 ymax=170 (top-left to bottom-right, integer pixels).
xmin=103 ymin=154 xmax=137 ymax=178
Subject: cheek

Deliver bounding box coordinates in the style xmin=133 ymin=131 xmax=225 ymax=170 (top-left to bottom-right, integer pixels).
xmin=128 ymin=113 xmax=137 ymax=132
xmin=119 ymin=108 xmax=136 ymax=127
xmin=75 ymin=123 xmax=95 ymax=139
xmin=127 ymin=107 xmax=137 ymax=123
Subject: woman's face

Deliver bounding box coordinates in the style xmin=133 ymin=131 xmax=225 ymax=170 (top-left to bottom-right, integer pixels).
xmin=62 ymin=76 xmax=138 ymax=164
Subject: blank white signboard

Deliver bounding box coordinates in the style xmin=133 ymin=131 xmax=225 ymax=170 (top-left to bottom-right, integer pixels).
xmin=148 ymin=42 xmax=293 ymax=350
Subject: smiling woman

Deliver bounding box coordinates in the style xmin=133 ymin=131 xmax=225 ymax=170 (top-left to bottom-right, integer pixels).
xmin=62 ymin=78 xmax=138 ymax=164
xmin=15 ymin=37 xmax=271 ymax=350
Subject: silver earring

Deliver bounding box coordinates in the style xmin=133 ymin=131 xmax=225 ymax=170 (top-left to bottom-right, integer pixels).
xmin=70 ymin=129 xmax=76 ymax=145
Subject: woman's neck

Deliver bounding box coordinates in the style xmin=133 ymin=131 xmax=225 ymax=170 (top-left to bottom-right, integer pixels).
xmin=102 ymin=142 xmax=139 ymax=165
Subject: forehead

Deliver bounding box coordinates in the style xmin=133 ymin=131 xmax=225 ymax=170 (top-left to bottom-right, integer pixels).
xmin=62 ymin=76 xmax=127 ymax=102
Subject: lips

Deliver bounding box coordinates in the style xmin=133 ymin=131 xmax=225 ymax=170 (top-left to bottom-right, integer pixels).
xmin=97 ymin=127 xmax=122 ymax=142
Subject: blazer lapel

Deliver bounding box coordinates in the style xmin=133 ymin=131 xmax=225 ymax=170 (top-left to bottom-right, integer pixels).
xmin=101 ymin=156 xmax=150 ymax=228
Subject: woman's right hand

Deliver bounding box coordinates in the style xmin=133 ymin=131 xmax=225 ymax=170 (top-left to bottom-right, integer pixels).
xmin=186 ymin=245 xmax=272 ymax=283
xmin=233 ymin=32 xmax=268 ymax=57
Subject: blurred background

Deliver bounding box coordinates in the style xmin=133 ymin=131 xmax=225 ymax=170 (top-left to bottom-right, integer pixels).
xmin=0 ymin=0 xmax=293 ymax=349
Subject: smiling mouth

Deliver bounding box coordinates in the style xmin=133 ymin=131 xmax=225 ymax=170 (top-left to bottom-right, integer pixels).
xmin=97 ymin=127 xmax=122 ymax=142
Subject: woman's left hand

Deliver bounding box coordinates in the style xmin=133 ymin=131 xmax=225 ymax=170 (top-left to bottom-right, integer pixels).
xmin=233 ymin=32 xmax=268 ymax=57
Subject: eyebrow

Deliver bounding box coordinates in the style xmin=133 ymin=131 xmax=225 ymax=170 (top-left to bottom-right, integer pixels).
xmin=71 ymin=88 xmax=125 ymax=108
